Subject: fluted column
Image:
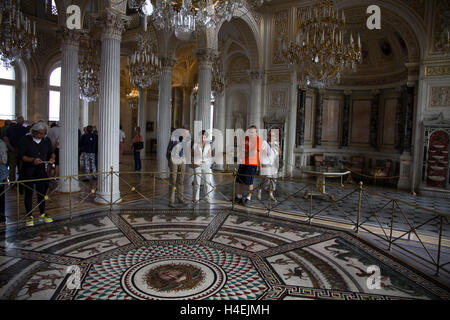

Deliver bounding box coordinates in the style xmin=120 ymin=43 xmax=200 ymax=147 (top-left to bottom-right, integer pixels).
xmin=286 ymin=68 xmax=298 ymax=177
xmin=370 ymin=90 xmax=381 ymax=150
xmin=156 ymin=58 xmax=175 ymax=177
xmin=215 ymin=91 xmax=226 ymax=170
xmin=95 ymin=9 xmax=130 ymax=203
xmin=314 ymin=89 xmax=323 ymax=147
xmin=249 ymin=71 xmax=263 ymax=129
xmin=58 ymin=29 xmax=81 ymax=193
xmin=398 ymin=83 xmax=416 ymax=190
xmin=195 ymin=48 xmax=215 ymax=132
xmin=80 ymin=100 xmax=89 ymax=130
xmin=138 ymin=87 xmax=147 ymax=159
xmin=296 ymin=88 xmax=306 ymax=147
xmin=342 ymin=91 xmax=352 ymax=147
xmin=182 ymin=86 xmax=191 ymax=128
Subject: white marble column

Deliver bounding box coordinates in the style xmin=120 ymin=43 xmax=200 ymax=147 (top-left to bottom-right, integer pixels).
xmin=182 ymin=86 xmax=191 ymax=129
xmin=286 ymin=68 xmax=298 ymax=177
xmin=249 ymin=71 xmax=263 ymax=129
xmin=95 ymin=9 xmax=129 ymax=203
xmin=156 ymin=58 xmax=175 ymax=177
xmin=195 ymin=48 xmax=215 ymax=133
xmin=215 ymin=91 xmax=226 ymax=170
xmin=58 ymin=29 xmax=81 ymax=193
xmin=138 ymin=87 xmax=147 ymax=159
xmin=80 ymin=100 xmax=89 ymax=130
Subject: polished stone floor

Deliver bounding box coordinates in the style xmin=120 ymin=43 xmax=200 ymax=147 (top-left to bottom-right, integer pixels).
xmin=0 ymin=208 xmax=449 ymax=300
xmin=0 ymin=154 xmax=449 ymax=300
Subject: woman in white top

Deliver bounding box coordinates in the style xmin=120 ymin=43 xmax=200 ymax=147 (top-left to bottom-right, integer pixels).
xmin=192 ymin=130 xmax=213 ymax=203
xmin=257 ymin=129 xmax=280 ymax=202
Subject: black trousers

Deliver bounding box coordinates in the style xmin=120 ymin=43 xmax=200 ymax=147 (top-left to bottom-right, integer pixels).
xmin=24 ymin=181 xmax=48 ymax=216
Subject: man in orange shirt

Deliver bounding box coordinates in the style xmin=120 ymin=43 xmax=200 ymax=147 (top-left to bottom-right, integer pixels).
xmin=235 ymin=126 xmax=262 ymax=206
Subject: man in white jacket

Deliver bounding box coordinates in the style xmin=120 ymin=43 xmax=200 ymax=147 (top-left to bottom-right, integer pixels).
xmin=257 ymin=129 xmax=280 ymax=202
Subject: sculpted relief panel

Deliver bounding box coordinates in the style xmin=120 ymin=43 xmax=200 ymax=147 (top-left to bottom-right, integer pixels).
xmin=431 ymin=87 xmax=450 ymax=107
xmin=272 ymin=10 xmax=289 ymax=65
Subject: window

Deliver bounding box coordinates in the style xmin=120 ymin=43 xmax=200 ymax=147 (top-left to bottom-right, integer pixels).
xmin=49 ymin=67 xmax=61 ymax=122
xmin=0 ymin=65 xmax=16 ymax=120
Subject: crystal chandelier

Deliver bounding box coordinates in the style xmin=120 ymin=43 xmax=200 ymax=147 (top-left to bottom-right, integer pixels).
xmin=280 ymin=0 xmax=362 ymax=88
xmin=128 ymin=28 xmax=161 ymax=88
xmin=126 ymin=88 xmax=139 ymax=109
xmin=0 ymin=0 xmax=38 ymax=68
xmin=130 ymin=0 xmax=246 ymax=41
xmin=78 ymin=42 xmax=100 ymax=102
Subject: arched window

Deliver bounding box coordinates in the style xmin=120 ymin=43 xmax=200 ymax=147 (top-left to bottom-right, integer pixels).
xmin=0 ymin=65 xmax=16 ymax=120
xmin=49 ymin=67 xmax=61 ymax=122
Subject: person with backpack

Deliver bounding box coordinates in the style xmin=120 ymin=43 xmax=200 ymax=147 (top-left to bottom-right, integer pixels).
xmin=80 ymin=125 xmax=97 ymax=181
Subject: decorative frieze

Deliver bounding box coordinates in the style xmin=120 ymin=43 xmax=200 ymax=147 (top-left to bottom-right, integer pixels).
xmin=425 ymin=66 xmax=450 ymax=76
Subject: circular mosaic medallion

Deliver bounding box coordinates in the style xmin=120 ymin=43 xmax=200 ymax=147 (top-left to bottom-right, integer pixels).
xmin=121 ymin=256 xmax=227 ymax=300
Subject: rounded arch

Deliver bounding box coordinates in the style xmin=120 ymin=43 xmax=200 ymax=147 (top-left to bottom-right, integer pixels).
xmin=336 ymin=0 xmax=426 ymax=59
xmin=215 ymin=12 xmax=262 ymax=70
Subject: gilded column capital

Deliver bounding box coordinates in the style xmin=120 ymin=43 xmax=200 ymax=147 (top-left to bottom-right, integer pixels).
xmin=58 ymin=28 xmax=84 ymax=49
xmin=159 ymin=56 xmax=177 ymax=71
xmin=95 ymin=8 xmax=131 ymax=40
xmin=195 ymin=48 xmax=217 ymax=66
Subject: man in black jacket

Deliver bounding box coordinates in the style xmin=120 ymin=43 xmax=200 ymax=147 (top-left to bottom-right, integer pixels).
xmin=18 ymin=121 xmax=55 ymax=227
xmin=80 ymin=125 xmax=97 ymax=181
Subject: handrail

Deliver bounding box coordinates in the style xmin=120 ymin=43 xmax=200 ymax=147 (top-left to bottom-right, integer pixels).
xmin=0 ymin=167 xmax=448 ymax=277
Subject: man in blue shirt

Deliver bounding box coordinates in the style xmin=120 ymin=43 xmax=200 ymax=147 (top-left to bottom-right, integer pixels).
xmin=3 ymin=116 xmax=29 ymax=183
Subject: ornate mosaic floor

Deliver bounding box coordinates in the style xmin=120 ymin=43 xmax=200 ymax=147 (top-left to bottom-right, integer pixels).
xmin=0 ymin=209 xmax=448 ymax=300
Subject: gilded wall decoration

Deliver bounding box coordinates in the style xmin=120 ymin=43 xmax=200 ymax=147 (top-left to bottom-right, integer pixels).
xmin=425 ymin=66 xmax=450 ymax=76
xmin=268 ymin=74 xmax=290 ymax=84
xmin=430 ymin=0 xmax=450 ymax=54
xmin=227 ymin=74 xmax=250 ymax=84
xmin=431 ymin=87 xmax=450 ymax=107
xmin=272 ymin=10 xmax=289 ymax=65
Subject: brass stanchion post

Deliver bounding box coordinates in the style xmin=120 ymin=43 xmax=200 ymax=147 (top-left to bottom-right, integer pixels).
xmin=232 ymin=169 xmax=237 ymax=211
xmin=309 ymin=185 xmax=313 ymax=225
xmin=110 ymin=166 xmax=114 ymax=212
xmin=16 ymin=182 xmax=20 ymax=230
xmin=268 ymin=178 xmax=272 ymax=214
xmin=436 ymin=215 xmax=443 ymax=276
xmin=153 ymin=173 xmax=156 ymax=213
xmin=388 ymin=200 xmax=395 ymax=251
xmin=356 ymin=181 xmax=363 ymax=233
xmin=69 ymin=176 xmax=72 ymax=221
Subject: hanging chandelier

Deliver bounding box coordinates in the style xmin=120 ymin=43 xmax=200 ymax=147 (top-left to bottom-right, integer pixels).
xmin=128 ymin=28 xmax=161 ymax=88
xmin=78 ymin=42 xmax=100 ymax=102
xmin=130 ymin=0 xmax=247 ymax=41
xmin=280 ymin=0 xmax=362 ymax=88
xmin=126 ymin=88 xmax=139 ymax=109
xmin=0 ymin=0 xmax=38 ymax=68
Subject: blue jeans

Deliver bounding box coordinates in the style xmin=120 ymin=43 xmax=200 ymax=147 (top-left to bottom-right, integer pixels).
xmin=133 ymin=151 xmax=142 ymax=171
